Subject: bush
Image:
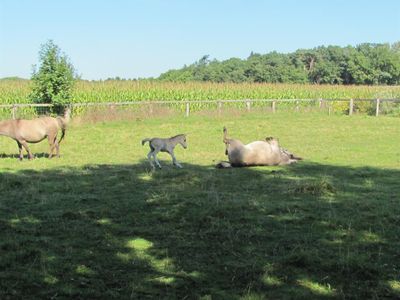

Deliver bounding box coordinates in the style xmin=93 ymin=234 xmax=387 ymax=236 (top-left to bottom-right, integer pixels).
xmin=29 ymin=40 xmax=76 ymax=114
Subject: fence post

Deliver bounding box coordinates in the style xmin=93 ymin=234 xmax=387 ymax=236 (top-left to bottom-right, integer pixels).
xmin=218 ymin=101 xmax=222 ymax=114
xmin=349 ymin=98 xmax=354 ymax=116
xmin=296 ymin=100 xmax=299 ymax=112
xmin=185 ymin=102 xmax=190 ymax=117
xmin=375 ymin=98 xmax=380 ymax=117
xmin=272 ymin=101 xmax=276 ymax=113
xmin=319 ymin=98 xmax=323 ymax=110
xmin=246 ymin=100 xmax=251 ymax=111
xmin=12 ymin=104 xmax=17 ymax=119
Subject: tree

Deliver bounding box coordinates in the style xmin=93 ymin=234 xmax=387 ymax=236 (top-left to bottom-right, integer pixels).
xmin=157 ymin=42 xmax=400 ymax=85
xmin=30 ymin=40 xmax=76 ymax=113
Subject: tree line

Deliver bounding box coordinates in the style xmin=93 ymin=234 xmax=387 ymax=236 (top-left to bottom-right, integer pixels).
xmin=158 ymin=43 xmax=400 ymax=85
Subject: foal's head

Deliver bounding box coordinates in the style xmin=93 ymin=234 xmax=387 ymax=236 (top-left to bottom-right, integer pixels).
xmin=174 ymin=134 xmax=187 ymax=149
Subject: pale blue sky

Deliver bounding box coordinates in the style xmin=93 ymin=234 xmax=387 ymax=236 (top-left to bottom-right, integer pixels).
xmin=1 ymin=0 xmax=399 ymax=80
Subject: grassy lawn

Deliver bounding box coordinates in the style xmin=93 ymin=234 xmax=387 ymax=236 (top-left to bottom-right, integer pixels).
xmin=0 ymin=112 xmax=399 ymax=299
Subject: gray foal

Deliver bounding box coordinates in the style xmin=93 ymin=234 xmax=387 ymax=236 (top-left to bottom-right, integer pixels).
xmin=142 ymin=134 xmax=187 ymax=169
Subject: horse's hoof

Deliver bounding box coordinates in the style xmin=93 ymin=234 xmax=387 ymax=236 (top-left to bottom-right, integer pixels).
xmin=216 ymin=161 xmax=232 ymax=168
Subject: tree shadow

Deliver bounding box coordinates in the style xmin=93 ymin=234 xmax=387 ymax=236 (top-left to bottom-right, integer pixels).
xmin=0 ymin=161 xmax=399 ymax=299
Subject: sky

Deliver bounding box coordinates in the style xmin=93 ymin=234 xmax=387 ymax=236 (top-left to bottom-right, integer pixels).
xmin=1 ymin=0 xmax=399 ymax=80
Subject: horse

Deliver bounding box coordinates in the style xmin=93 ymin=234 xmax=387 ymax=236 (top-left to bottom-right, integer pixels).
xmin=142 ymin=134 xmax=187 ymax=169
xmin=0 ymin=107 xmax=71 ymax=160
xmin=216 ymin=127 xmax=302 ymax=168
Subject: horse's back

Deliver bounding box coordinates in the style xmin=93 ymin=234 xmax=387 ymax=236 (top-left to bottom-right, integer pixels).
xmin=150 ymin=138 xmax=172 ymax=152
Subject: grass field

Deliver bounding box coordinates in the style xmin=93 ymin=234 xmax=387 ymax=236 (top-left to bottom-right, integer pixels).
xmin=1 ymin=111 xmax=400 ymax=299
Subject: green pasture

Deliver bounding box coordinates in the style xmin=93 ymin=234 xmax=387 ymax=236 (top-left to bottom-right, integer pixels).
xmin=0 ymin=112 xmax=399 ymax=299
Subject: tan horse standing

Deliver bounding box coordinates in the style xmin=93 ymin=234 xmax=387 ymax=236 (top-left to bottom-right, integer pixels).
xmin=0 ymin=108 xmax=71 ymax=160
xmin=217 ymin=127 xmax=302 ymax=168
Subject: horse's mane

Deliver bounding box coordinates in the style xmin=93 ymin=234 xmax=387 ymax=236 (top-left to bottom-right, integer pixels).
xmin=170 ymin=134 xmax=185 ymax=139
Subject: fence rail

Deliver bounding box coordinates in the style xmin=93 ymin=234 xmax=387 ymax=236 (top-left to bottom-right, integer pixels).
xmin=1 ymin=98 xmax=399 ymax=119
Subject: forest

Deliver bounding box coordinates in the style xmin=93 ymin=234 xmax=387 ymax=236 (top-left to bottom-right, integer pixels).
xmin=158 ymin=43 xmax=400 ymax=85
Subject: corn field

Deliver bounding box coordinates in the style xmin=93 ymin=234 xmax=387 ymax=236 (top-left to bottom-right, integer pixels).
xmin=1 ymin=80 xmax=400 ymax=117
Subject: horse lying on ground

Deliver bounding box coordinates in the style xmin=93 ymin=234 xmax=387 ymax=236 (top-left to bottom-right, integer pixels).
xmin=0 ymin=108 xmax=71 ymax=160
xmin=142 ymin=134 xmax=187 ymax=169
xmin=216 ymin=127 xmax=302 ymax=168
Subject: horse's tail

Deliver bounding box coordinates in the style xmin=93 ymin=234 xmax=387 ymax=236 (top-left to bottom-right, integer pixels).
xmin=57 ymin=107 xmax=71 ymax=144
xmin=291 ymin=154 xmax=303 ymax=161
xmin=58 ymin=127 xmax=66 ymax=144
xmin=141 ymin=138 xmax=151 ymax=146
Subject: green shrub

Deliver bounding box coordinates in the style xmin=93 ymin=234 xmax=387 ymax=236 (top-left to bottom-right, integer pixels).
xmin=29 ymin=40 xmax=76 ymax=114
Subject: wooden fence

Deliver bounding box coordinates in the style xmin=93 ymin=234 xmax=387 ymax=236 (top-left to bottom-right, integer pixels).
xmin=0 ymin=98 xmax=399 ymax=119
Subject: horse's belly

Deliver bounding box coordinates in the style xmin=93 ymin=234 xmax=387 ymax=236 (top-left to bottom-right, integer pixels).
xmin=243 ymin=152 xmax=272 ymax=165
xmin=243 ymin=143 xmax=280 ymax=165
xmin=19 ymin=127 xmax=47 ymax=143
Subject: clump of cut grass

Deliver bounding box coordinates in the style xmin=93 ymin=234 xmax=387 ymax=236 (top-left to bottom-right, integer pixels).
xmin=291 ymin=178 xmax=336 ymax=196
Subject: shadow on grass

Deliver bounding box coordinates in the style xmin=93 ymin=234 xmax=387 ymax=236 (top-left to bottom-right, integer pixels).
xmin=0 ymin=161 xmax=399 ymax=299
xmin=0 ymin=152 xmax=53 ymax=159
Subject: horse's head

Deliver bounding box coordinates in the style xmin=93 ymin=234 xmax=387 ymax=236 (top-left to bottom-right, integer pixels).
xmin=179 ymin=134 xmax=187 ymax=149
xmin=62 ymin=106 xmax=71 ymax=124
xmin=64 ymin=107 xmax=71 ymax=116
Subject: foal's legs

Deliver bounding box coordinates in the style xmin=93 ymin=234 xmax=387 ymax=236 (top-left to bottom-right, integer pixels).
xmin=147 ymin=146 xmax=162 ymax=169
xmin=147 ymin=150 xmax=155 ymax=168
xmin=152 ymin=149 xmax=162 ymax=169
xmin=168 ymin=150 xmax=182 ymax=168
